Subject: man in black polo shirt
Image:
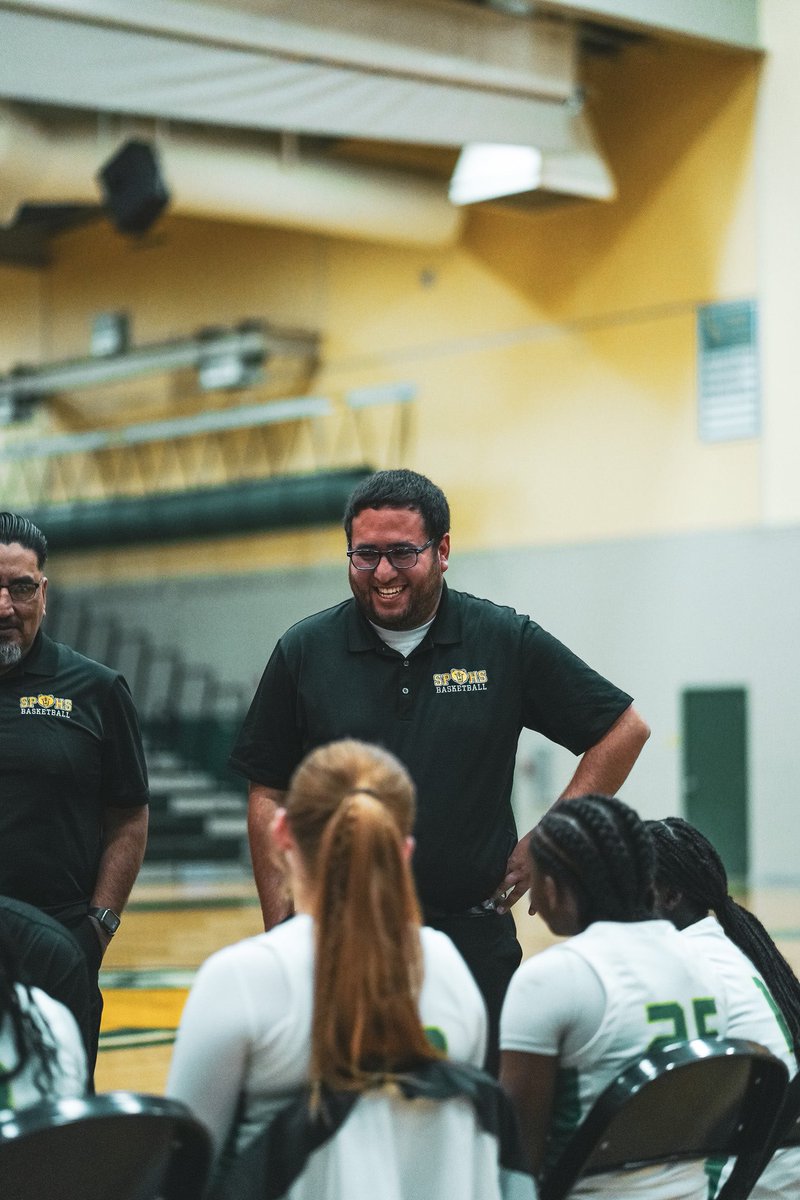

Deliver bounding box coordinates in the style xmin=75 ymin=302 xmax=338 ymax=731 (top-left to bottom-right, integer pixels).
xmin=0 ymin=512 xmax=149 ymax=1074
xmin=230 ymin=471 xmax=649 ymax=1070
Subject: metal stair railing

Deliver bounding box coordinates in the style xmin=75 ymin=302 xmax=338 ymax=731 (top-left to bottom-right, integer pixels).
xmin=46 ymin=597 xmax=250 ymax=784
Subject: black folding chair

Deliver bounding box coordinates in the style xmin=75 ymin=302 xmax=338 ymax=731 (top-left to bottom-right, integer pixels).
xmin=538 ymin=1038 xmax=788 ymax=1200
xmin=0 ymin=1091 xmax=211 ymax=1200
xmin=742 ymin=1066 xmax=800 ymax=1193
xmin=771 ymin=1068 xmax=800 ymax=1148
xmin=209 ymin=1059 xmax=536 ymax=1200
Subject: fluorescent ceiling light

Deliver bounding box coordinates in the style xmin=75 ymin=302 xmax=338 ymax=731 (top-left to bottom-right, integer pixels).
xmin=449 ymin=143 xmax=544 ymax=206
xmin=448 ymin=107 xmax=616 ymax=209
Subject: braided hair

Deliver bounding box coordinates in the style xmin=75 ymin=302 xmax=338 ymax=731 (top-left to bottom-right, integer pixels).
xmin=647 ymin=817 xmax=800 ymax=1065
xmin=0 ymin=930 xmax=59 ymax=1102
xmin=531 ymin=794 xmax=655 ymax=927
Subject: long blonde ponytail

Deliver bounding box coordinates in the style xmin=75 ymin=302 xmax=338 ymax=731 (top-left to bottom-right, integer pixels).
xmin=285 ymin=740 xmax=440 ymax=1089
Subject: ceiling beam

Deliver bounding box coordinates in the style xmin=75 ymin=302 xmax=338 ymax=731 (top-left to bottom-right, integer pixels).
xmin=0 ymin=0 xmax=577 ymax=97
xmin=0 ymin=0 xmax=762 ymax=54
xmin=533 ymin=0 xmax=761 ymax=52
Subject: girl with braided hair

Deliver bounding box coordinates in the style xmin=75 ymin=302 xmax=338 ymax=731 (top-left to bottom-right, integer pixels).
xmin=648 ymin=816 xmax=800 ymax=1198
xmin=0 ymin=927 xmax=86 ymax=1111
xmin=500 ymin=794 xmax=728 ymax=1198
xmin=167 ymin=739 xmax=487 ymax=1190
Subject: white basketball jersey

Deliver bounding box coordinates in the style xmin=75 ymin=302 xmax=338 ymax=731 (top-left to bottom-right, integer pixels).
xmin=684 ymin=917 xmax=800 ymax=1200
xmin=513 ymin=919 xmax=730 ymax=1200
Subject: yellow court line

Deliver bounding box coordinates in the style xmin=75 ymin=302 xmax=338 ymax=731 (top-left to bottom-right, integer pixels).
xmin=101 ymin=988 xmax=189 ymax=1033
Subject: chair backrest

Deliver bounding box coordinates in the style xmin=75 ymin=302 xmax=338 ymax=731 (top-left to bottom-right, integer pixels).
xmin=210 ymin=1059 xmax=537 ymax=1200
xmin=538 ymin=1038 xmax=788 ymax=1200
xmin=772 ymin=1068 xmax=800 ymax=1149
xmin=0 ymin=1091 xmax=211 ymax=1200
xmin=735 ymin=1064 xmax=800 ymax=1196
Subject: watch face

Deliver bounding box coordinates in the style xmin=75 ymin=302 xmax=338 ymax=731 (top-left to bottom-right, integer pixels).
xmin=92 ymin=907 xmax=120 ymax=934
xmin=103 ymin=910 xmax=121 ymax=934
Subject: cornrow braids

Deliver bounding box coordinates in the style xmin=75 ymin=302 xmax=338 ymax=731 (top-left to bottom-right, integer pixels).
xmin=0 ymin=933 xmax=59 ymax=1100
xmin=648 ymin=817 xmax=800 ymax=1064
xmin=531 ymin=795 xmax=655 ymax=926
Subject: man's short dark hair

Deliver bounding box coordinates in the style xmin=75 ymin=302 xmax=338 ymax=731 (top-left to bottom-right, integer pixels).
xmin=343 ymin=470 xmax=450 ymax=545
xmin=0 ymin=513 xmax=48 ymax=568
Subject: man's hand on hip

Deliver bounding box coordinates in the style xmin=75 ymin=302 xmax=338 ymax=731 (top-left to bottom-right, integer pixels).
xmin=494 ymin=832 xmax=533 ymax=915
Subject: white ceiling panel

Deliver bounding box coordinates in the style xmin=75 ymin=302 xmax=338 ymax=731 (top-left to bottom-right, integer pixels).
xmin=0 ymin=4 xmax=582 ymax=149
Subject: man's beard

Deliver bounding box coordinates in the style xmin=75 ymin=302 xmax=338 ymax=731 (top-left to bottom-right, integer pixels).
xmin=0 ymin=640 xmax=22 ymax=668
xmin=349 ymin=567 xmax=443 ymax=632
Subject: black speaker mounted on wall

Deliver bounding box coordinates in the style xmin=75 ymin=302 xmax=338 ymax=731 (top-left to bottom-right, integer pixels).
xmin=98 ymin=139 xmax=170 ymax=235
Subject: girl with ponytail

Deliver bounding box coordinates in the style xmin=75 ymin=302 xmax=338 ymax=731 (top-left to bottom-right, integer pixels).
xmin=167 ymin=739 xmax=486 ymax=1176
xmin=648 ymin=816 xmax=800 ymax=1199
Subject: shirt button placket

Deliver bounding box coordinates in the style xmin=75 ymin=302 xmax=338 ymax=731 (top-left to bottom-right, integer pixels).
xmin=399 ymin=659 xmax=412 ymax=717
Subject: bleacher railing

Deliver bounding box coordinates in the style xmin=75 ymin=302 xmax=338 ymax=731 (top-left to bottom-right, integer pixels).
xmin=46 ymin=598 xmax=249 ymax=783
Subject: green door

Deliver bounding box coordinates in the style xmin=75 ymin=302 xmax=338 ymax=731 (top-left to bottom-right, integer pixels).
xmin=681 ymin=687 xmax=748 ymax=885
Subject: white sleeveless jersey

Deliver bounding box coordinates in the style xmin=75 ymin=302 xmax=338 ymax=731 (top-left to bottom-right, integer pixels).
xmin=684 ymin=917 xmax=800 ymax=1199
xmin=502 ymin=919 xmax=730 ymax=1200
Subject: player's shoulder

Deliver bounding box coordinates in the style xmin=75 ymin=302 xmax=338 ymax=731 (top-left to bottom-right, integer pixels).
xmin=420 ymin=924 xmax=467 ymax=961
xmin=419 ymin=926 xmax=484 ymax=998
xmin=200 ymin=915 xmax=312 ymax=977
xmin=683 ymin=916 xmax=753 ymax=970
xmin=505 ymin=940 xmax=587 ymax=1006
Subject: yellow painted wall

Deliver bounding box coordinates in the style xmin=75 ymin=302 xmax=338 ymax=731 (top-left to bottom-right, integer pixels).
xmin=0 ymin=34 xmax=761 ymax=581
xmin=456 ymin=38 xmax=760 ymax=547
xmin=0 ymin=264 xmax=43 ymax=368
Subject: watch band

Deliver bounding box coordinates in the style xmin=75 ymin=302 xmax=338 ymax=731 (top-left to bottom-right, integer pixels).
xmin=88 ymin=906 xmax=121 ymax=936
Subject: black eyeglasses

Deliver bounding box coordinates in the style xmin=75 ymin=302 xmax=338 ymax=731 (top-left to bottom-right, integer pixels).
xmin=0 ymin=580 xmax=41 ymax=603
xmin=347 ymin=539 xmax=435 ymax=571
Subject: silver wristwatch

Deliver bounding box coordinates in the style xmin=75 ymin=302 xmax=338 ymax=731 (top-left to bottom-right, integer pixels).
xmin=88 ymin=906 xmax=121 ymax=937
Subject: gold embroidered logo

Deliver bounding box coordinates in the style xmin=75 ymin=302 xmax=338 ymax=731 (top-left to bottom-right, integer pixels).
xmin=19 ymin=694 xmax=73 ymax=717
xmin=432 ymin=667 xmax=488 ymax=693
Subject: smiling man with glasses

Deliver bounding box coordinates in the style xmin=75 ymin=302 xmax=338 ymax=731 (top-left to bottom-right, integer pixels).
xmin=0 ymin=511 xmax=149 ymax=1082
xmin=230 ymin=470 xmax=649 ymax=1072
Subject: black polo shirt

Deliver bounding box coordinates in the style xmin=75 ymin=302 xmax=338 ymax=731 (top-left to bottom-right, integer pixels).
xmin=0 ymin=632 xmax=149 ymax=922
xmin=230 ymin=584 xmax=633 ymax=912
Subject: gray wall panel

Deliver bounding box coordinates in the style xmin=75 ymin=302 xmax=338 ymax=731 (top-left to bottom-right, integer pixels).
xmin=48 ymin=524 xmax=800 ymax=886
